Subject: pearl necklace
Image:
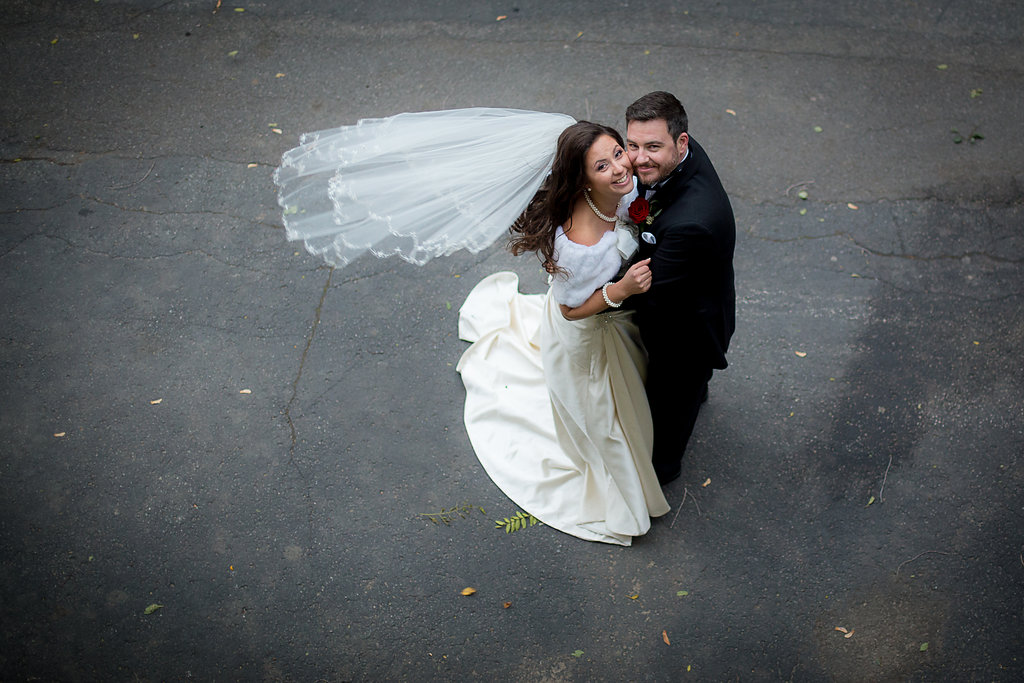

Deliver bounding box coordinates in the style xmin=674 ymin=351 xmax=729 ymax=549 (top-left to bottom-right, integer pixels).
xmin=584 ymin=189 xmax=618 ymax=223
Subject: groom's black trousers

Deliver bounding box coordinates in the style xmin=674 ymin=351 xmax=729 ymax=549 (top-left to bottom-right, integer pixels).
xmin=647 ymin=359 xmax=714 ymax=480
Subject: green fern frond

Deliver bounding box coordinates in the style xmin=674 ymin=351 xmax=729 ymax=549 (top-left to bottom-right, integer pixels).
xmin=494 ymin=510 xmax=541 ymax=534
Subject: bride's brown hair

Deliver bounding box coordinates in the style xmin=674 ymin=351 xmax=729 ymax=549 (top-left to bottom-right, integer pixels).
xmin=508 ymin=121 xmax=625 ymax=273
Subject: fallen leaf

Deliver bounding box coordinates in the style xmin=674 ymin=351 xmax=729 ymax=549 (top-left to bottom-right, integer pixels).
xmin=851 ymin=273 xmax=861 ymax=278
xmin=845 ymin=629 xmax=854 ymax=638
xmin=496 ymin=15 xmax=507 ymax=20
xmin=920 ymin=642 xmax=929 ymax=651
xmin=571 ymin=650 xmax=584 ymax=658
xmin=275 ymin=73 xmax=286 ymax=78
xmin=835 ymin=626 xmax=848 ymax=633
xmin=460 ymin=587 xmax=476 ymax=596
xmin=247 ymin=163 xmax=258 ymax=168
xmin=271 ymin=128 xmax=283 ymax=135
xmin=143 ymin=603 xmax=164 ymax=615
xmin=937 ymin=64 xmax=948 ymax=70
xmin=629 ymin=594 xmax=638 ymax=600
xmin=795 ymin=351 xmax=807 ymax=357
xmin=702 ymin=478 xmax=711 ymax=487
xmin=866 ymin=496 xmax=875 ymax=506
xmin=227 ymin=50 xmax=239 ymax=57
xmin=54 ymin=432 xmax=66 ymax=438
xmin=799 ymin=208 xmax=807 ymax=215
xmin=150 ymin=398 xmax=163 ymax=404
xmin=239 ymin=389 xmax=252 ymax=394
xmin=797 ymin=190 xmax=809 ymax=200
xmin=814 ymin=126 xmax=823 ymax=133
xmin=503 ymin=601 xmax=512 ymax=609
xmin=576 ymin=31 xmax=584 ymax=38
xmin=676 ymin=590 xmax=689 ymax=596
xmin=973 ymin=341 xmax=980 ymax=345
xmin=51 ymin=38 xmax=59 ymax=45
xmin=847 ymin=203 xmax=858 ymax=210
xmin=133 ymin=33 xmax=140 ymax=40
xmin=662 ymin=630 xmax=671 ymax=645
xmin=970 ymin=88 xmax=982 ymax=98
xmin=725 ymin=109 xmax=736 ymax=116
xmin=235 ymin=7 xmax=245 ymax=12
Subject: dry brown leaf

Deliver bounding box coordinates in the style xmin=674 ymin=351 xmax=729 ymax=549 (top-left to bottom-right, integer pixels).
xmin=702 ymin=478 xmax=711 ymax=487
xmin=247 ymin=163 xmax=258 ymax=168
xmin=725 ymin=109 xmax=737 ymax=116
xmin=239 ymin=389 xmax=252 ymax=394
xmin=460 ymin=587 xmax=476 ymax=596
xmin=845 ymin=629 xmax=855 ymax=638
xmin=150 ymin=398 xmax=163 ymax=404
xmin=275 ymin=73 xmax=285 ymax=78
xmin=847 ymin=203 xmax=858 ymax=210
xmin=662 ymin=630 xmax=671 ymax=645
xmin=503 ymin=601 xmax=512 ymax=609
xmin=795 ymin=351 xmax=807 ymax=357
xmin=496 ymin=15 xmax=507 ymax=20
xmin=271 ymin=128 xmax=283 ymax=135
xmin=834 ymin=626 xmax=848 ymax=633
xmin=54 ymin=432 xmax=66 ymax=438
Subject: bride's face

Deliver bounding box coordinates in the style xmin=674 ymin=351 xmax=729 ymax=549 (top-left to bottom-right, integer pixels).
xmin=583 ymin=135 xmax=634 ymax=198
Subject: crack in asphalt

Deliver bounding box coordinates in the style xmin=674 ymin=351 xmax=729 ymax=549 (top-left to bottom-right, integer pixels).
xmin=78 ymin=194 xmax=274 ymax=224
xmin=745 ymin=228 xmax=1022 ymax=264
xmin=0 ymin=232 xmax=284 ymax=275
xmin=283 ymin=266 xmax=334 ymax=556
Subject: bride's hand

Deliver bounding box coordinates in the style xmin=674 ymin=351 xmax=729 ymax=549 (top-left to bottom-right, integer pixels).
xmin=617 ymin=258 xmax=652 ymax=297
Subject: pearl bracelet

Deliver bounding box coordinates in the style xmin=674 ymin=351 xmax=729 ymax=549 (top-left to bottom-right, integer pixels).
xmin=602 ymin=282 xmax=622 ymax=308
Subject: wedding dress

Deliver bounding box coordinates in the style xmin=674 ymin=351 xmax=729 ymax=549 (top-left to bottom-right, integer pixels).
xmin=273 ymin=108 xmax=669 ymax=545
xmin=457 ymin=200 xmax=669 ymax=546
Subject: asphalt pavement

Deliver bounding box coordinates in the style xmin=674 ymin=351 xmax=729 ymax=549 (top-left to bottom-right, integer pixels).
xmin=2 ymin=1 xmax=1022 ymax=680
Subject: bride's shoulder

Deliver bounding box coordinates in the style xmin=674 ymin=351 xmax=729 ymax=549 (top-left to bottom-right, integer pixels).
xmin=556 ymin=224 xmax=615 ymax=250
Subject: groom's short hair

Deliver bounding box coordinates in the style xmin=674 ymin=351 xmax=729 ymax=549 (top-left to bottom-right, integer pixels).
xmin=626 ymin=91 xmax=689 ymax=142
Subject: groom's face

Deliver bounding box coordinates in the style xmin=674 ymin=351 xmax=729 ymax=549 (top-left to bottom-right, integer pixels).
xmin=626 ymin=119 xmax=688 ymax=185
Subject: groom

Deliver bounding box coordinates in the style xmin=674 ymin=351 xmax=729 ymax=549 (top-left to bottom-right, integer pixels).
xmin=625 ymin=91 xmax=736 ymax=485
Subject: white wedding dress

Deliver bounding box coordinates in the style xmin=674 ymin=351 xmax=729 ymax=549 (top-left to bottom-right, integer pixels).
xmin=457 ymin=211 xmax=670 ymax=546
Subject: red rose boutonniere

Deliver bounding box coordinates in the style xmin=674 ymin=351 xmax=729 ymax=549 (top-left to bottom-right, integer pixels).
xmin=627 ymin=196 xmax=659 ymax=226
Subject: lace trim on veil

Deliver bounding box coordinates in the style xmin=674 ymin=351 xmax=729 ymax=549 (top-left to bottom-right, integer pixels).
xmin=273 ymin=108 xmax=576 ymax=268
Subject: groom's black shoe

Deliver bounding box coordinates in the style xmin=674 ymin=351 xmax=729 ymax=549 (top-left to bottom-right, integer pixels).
xmin=656 ymin=467 xmax=681 ymax=485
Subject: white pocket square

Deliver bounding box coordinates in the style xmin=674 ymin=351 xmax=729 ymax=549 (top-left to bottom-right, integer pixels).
xmin=641 ymin=231 xmax=657 ymax=245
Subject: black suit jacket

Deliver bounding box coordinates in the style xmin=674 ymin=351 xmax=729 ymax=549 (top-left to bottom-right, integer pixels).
xmin=633 ymin=138 xmax=736 ymax=372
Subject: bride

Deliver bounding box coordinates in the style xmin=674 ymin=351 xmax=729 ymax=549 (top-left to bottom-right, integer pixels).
xmin=274 ymin=109 xmax=670 ymax=545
